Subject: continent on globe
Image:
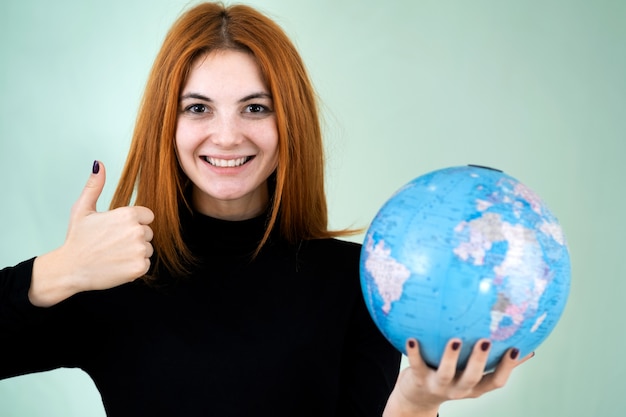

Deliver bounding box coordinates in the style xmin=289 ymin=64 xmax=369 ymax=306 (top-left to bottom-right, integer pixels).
xmin=363 ymin=237 xmax=411 ymax=314
xmin=454 ymin=212 xmax=550 ymax=341
xmin=359 ymin=165 xmax=570 ymax=370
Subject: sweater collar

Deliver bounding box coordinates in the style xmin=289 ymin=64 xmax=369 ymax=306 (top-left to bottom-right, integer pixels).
xmin=182 ymin=208 xmax=273 ymax=258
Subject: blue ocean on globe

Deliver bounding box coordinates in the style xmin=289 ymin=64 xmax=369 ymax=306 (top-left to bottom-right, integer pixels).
xmin=359 ymin=165 xmax=571 ymax=370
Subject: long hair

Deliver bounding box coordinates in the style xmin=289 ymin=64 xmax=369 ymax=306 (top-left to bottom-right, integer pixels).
xmin=110 ymin=2 xmax=354 ymax=278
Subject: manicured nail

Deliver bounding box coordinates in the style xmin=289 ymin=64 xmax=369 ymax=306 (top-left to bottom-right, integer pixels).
xmin=408 ymin=340 xmax=416 ymax=349
xmin=451 ymin=341 xmax=461 ymax=351
xmin=480 ymin=341 xmax=491 ymax=351
xmin=92 ymin=160 xmax=100 ymax=174
xmin=510 ymin=348 xmax=520 ymax=360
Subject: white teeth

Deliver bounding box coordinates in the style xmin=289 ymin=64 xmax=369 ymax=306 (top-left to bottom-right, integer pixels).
xmin=205 ymin=156 xmax=249 ymax=167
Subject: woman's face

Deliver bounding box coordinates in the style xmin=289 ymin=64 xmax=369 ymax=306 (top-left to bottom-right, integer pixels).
xmin=176 ymin=50 xmax=279 ymax=220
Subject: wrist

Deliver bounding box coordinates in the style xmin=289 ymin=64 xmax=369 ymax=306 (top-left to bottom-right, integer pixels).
xmin=383 ymin=388 xmax=440 ymax=417
xmin=29 ymin=248 xmax=82 ymax=307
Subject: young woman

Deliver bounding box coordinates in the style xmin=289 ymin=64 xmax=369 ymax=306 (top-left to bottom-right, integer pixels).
xmin=0 ymin=3 xmax=528 ymax=416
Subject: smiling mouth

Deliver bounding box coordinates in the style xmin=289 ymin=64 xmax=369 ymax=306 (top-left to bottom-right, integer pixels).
xmin=202 ymin=156 xmax=253 ymax=167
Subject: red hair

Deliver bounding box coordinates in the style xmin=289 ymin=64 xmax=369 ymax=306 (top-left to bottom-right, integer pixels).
xmin=110 ymin=2 xmax=355 ymax=278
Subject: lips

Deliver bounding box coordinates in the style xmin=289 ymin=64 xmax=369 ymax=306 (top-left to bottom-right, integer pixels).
xmin=202 ymin=156 xmax=253 ymax=167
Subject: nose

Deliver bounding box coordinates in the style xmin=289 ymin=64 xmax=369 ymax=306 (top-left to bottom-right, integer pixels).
xmin=210 ymin=113 xmax=243 ymax=148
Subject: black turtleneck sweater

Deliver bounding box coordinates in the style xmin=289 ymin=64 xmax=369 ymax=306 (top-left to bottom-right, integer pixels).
xmin=0 ymin=211 xmax=401 ymax=416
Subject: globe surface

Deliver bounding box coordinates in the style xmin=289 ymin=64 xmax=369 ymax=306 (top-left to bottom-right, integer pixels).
xmin=360 ymin=165 xmax=571 ymax=370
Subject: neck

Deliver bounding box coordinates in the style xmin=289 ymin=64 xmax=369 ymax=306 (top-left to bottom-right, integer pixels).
xmin=191 ymin=185 xmax=269 ymax=221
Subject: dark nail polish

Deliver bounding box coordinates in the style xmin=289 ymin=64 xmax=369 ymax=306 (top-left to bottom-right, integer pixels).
xmin=408 ymin=340 xmax=416 ymax=349
xmin=510 ymin=348 xmax=520 ymax=360
xmin=480 ymin=341 xmax=491 ymax=351
xmin=92 ymin=160 xmax=100 ymax=174
xmin=451 ymin=341 xmax=461 ymax=351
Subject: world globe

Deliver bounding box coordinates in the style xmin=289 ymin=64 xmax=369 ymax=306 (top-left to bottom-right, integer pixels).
xmin=359 ymin=165 xmax=571 ymax=370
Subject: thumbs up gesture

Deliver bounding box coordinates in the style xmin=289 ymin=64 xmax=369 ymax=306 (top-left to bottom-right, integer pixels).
xmin=30 ymin=161 xmax=155 ymax=307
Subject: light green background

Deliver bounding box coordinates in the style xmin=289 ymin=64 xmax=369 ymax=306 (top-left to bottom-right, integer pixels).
xmin=1 ymin=0 xmax=624 ymax=415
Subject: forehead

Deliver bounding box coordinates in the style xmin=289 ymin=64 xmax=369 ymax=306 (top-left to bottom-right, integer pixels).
xmin=183 ymin=50 xmax=268 ymax=94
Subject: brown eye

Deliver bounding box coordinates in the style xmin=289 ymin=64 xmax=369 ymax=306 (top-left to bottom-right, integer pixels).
xmin=186 ymin=104 xmax=208 ymax=113
xmin=246 ymin=104 xmax=265 ymax=113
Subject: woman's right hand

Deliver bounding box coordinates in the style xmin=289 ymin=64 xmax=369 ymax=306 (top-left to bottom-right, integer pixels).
xmin=29 ymin=161 xmax=154 ymax=307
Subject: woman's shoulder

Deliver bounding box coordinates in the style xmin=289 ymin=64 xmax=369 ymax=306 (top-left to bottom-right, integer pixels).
xmin=301 ymin=237 xmax=361 ymax=252
xmin=296 ymin=238 xmax=362 ymax=270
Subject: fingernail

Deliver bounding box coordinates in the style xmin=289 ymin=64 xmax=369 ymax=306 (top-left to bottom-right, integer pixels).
xmin=92 ymin=160 xmax=100 ymax=174
xmin=451 ymin=341 xmax=461 ymax=351
xmin=408 ymin=340 xmax=416 ymax=349
xmin=510 ymin=348 xmax=520 ymax=360
xmin=481 ymin=341 xmax=491 ymax=351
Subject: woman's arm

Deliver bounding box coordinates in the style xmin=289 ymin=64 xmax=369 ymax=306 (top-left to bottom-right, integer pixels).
xmin=0 ymin=161 xmax=155 ymax=380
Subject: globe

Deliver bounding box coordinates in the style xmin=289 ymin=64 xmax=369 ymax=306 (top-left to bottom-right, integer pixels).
xmin=359 ymin=165 xmax=571 ymax=370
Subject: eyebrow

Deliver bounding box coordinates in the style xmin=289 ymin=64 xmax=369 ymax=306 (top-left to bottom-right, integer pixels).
xmin=179 ymin=92 xmax=273 ymax=103
xmin=180 ymin=92 xmax=211 ymax=102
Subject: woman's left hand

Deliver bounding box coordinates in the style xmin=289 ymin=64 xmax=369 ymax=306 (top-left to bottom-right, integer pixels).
xmin=383 ymin=338 xmax=534 ymax=417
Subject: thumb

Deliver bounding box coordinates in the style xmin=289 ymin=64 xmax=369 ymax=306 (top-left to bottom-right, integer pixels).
xmin=71 ymin=160 xmax=106 ymax=218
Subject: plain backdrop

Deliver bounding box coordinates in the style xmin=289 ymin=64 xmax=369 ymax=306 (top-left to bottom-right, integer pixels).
xmin=1 ymin=0 xmax=624 ymax=415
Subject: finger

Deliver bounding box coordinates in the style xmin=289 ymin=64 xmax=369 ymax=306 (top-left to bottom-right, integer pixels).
xmin=456 ymin=339 xmax=491 ymax=389
xmin=145 ymin=241 xmax=154 ymax=259
xmin=114 ymin=206 xmax=154 ymax=225
xmin=435 ymin=339 xmax=463 ymax=384
xmin=516 ymin=351 xmax=535 ymax=367
xmin=143 ymin=225 xmax=154 ymax=242
xmin=130 ymin=249 xmax=152 ymax=280
xmin=135 ymin=206 xmax=155 ymax=225
xmin=71 ymin=160 xmax=106 ymax=218
xmin=470 ymin=347 xmax=526 ymax=397
xmin=405 ymin=339 xmax=430 ymax=378
xmin=140 ymin=257 xmax=151 ymax=278
xmin=490 ymin=348 xmax=520 ymax=386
